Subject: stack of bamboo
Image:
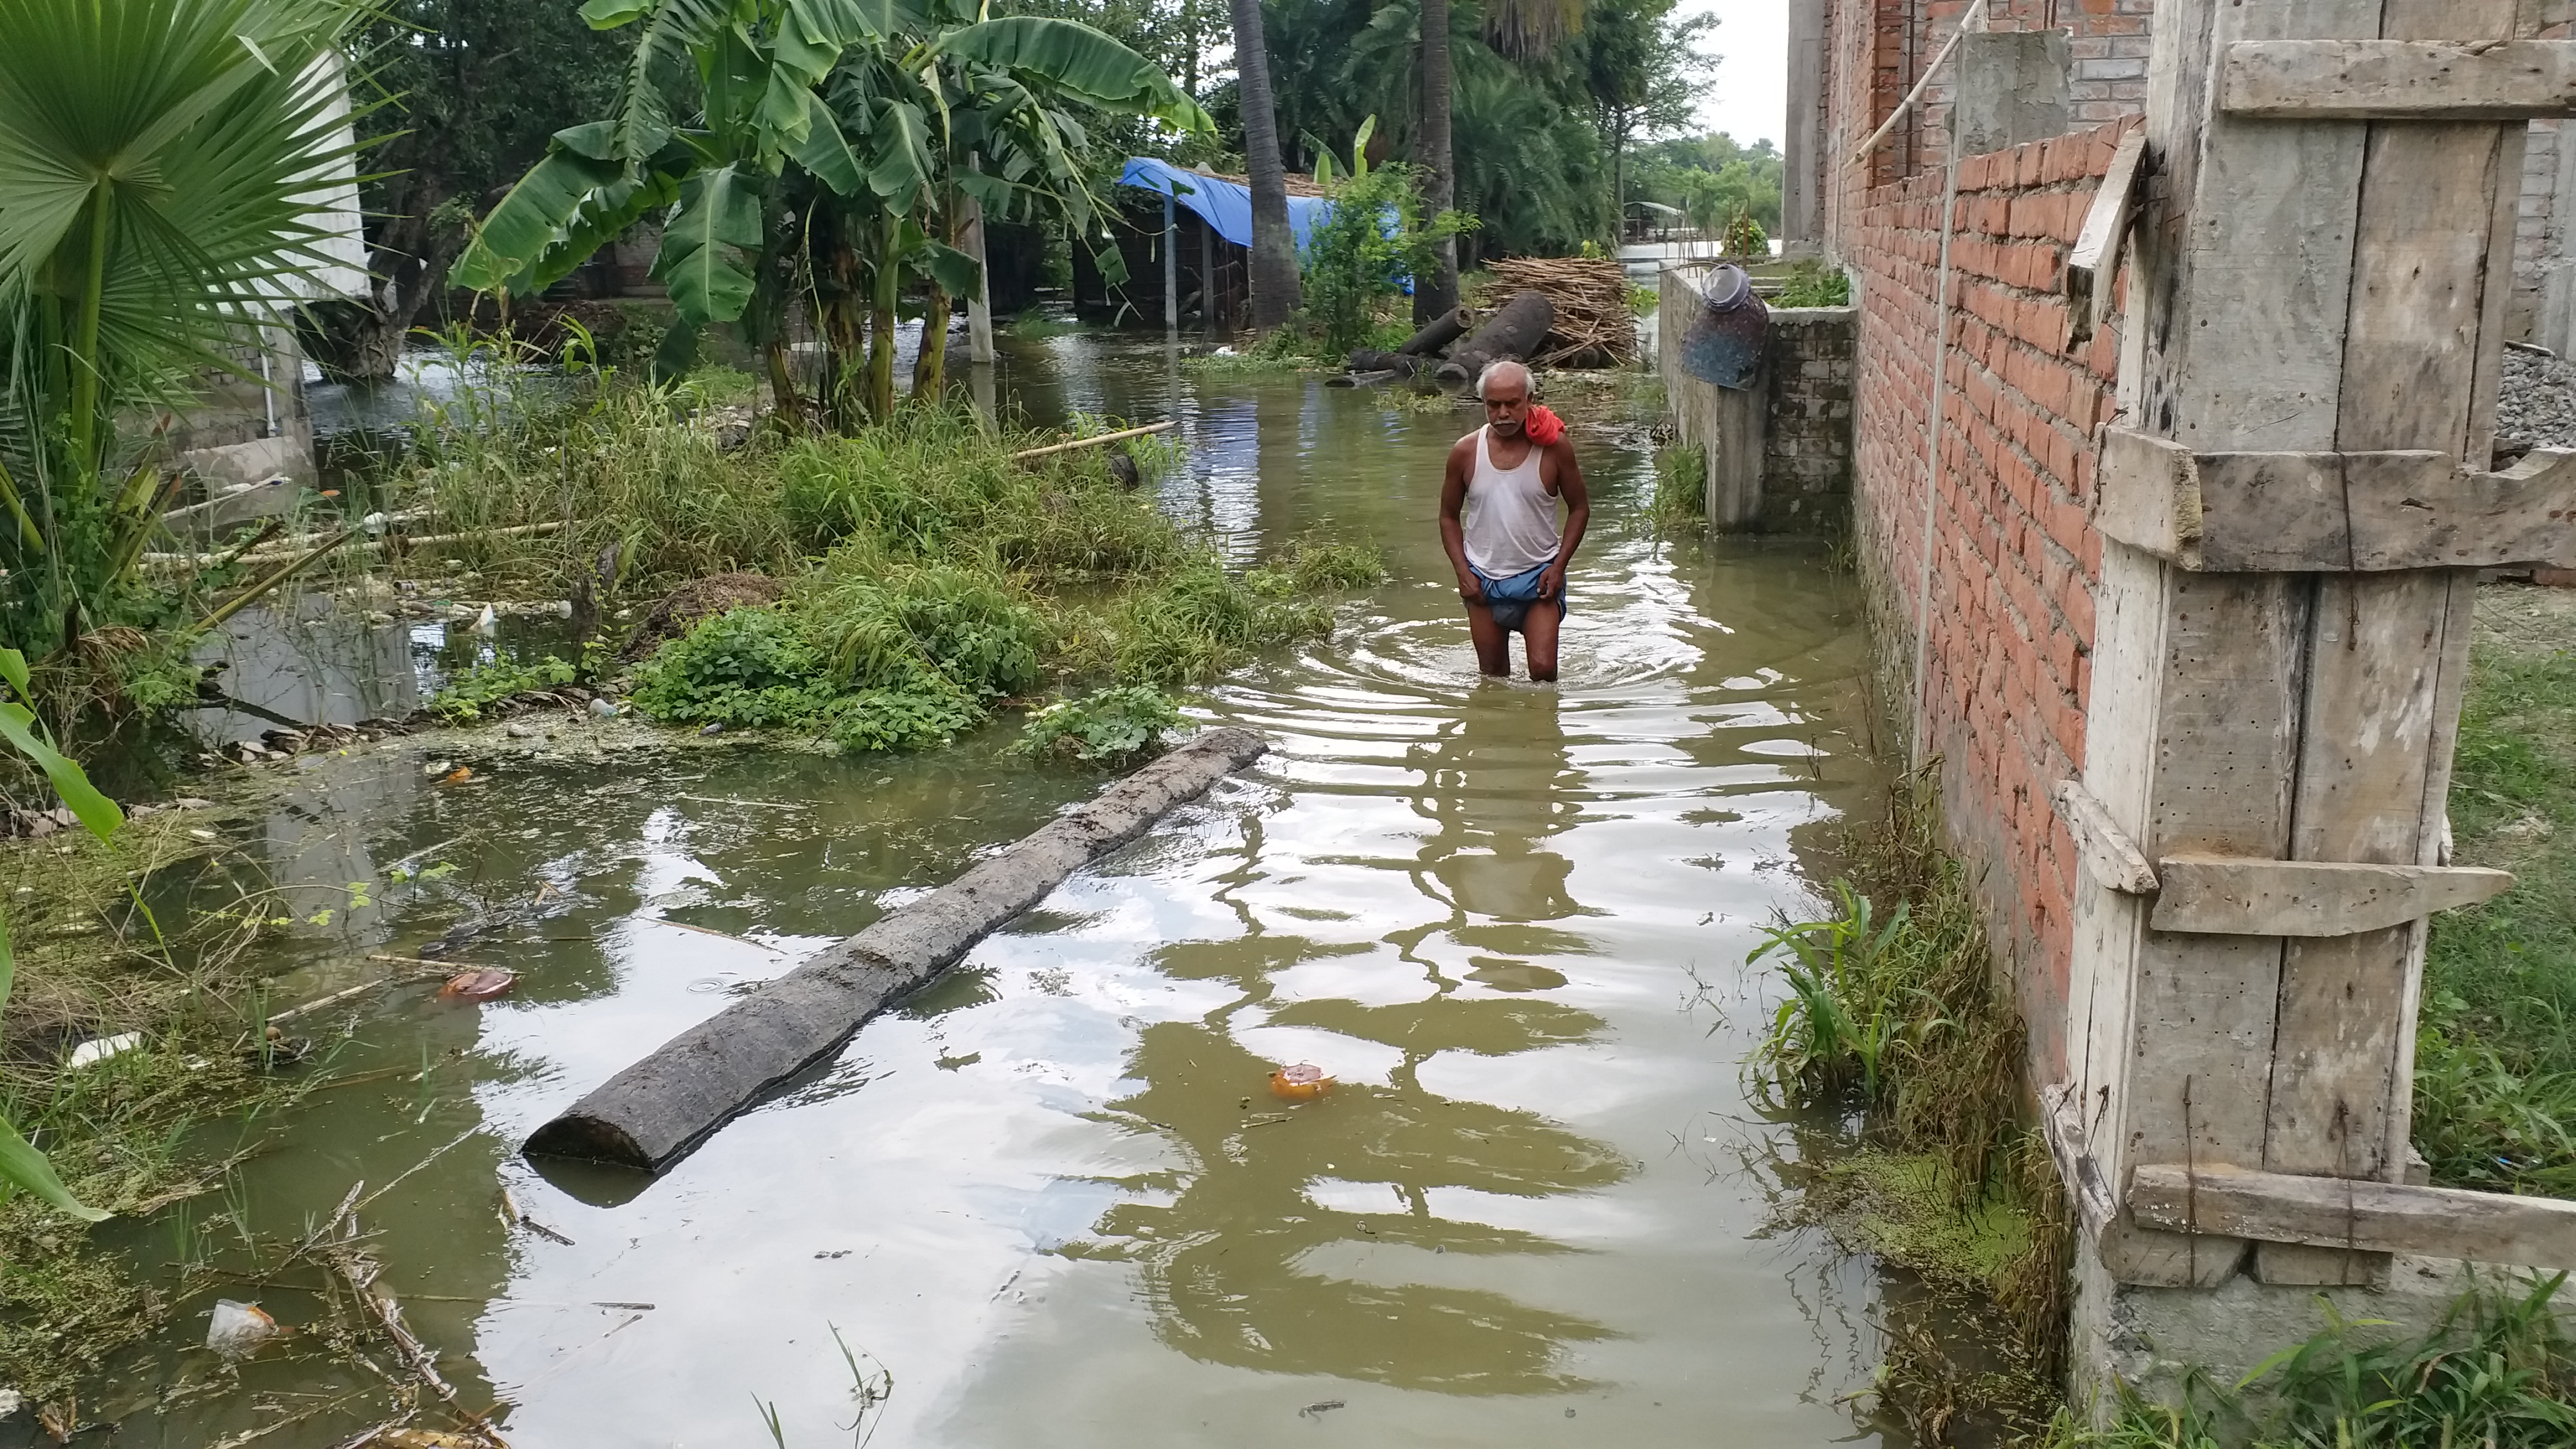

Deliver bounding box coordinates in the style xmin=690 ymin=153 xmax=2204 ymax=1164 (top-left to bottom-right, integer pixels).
xmin=1486 ymin=257 xmax=1639 ymax=368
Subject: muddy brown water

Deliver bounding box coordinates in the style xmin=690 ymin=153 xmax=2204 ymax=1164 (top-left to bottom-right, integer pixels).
xmin=68 ymin=338 xmax=1904 ymax=1446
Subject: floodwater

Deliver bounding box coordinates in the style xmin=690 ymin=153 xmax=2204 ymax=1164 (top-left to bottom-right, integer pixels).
xmin=74 ymin=335 xmax=1898 ymax=1447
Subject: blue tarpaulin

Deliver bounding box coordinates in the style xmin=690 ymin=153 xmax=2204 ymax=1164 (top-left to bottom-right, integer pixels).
xmin=1117 ymin=157 xmax=1336 ymax=254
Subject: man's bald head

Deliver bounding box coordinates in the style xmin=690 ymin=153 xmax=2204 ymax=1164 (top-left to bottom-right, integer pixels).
xmin=1475 ymin=359 xmax=1534 ymax=401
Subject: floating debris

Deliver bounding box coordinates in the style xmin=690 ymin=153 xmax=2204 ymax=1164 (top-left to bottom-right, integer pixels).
xmin=438 ymin=969 xmax=515 ymax=1004
xmin=1268 ymin=1062 xmax=1333 ymax=1102
xmin=67 ymin=1033 xmax=141 ymax=1069
xmin=205 ymin=1300 xmax=281 ymax=1360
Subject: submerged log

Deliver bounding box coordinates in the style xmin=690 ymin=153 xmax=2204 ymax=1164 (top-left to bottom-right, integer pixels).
xmin=525 ymin=728 xmax=1268 ymax=1171
xmin=1396 ymin=306 xmax=1471 ymax=357
xmin=1436 ymin=290 xmax=1556 ymax=385
xmin=1346 ymin=349 xmax=1423 ymax=377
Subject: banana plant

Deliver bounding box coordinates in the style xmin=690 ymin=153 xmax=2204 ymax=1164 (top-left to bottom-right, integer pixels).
xmin=0 ymin=647 xmax=115 ymax=1222
xmin=454 ymin=0 xmax=1209 ymax=425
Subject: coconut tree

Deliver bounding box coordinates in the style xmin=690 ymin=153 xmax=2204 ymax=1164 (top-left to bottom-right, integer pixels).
xmin=1412 ymin=0 xmax=1580 ymax=314
xmin=1227 ymin=0 xmax=1298 ymax=329
xmin=1414 ymin=0 xmax=1456 ymax=320
xmin=0 ymin=0 xmax=370 ymax=659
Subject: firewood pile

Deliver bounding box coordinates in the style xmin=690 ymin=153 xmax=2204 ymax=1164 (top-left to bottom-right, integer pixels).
xmin=1483 ymin=257 xmax=1639 ymax=368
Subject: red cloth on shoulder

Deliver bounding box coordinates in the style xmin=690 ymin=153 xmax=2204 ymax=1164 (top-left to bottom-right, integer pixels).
xmin=1522 ymin=404 xmax=1564 ymax=446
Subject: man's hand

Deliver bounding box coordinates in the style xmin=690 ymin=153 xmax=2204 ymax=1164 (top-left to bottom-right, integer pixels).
xmin=1457 ymin=570 xmax=1486 ymax=604
xmin=1537 ymin=561 xmax=1566 ymax=599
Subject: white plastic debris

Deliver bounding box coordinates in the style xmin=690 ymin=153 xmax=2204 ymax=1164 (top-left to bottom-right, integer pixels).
xmin=588 ymin=697 xmax=618 ymax=719
xmin=206 ymin=1300 xmax=280 ymax=1360
xmin=0 ymin=1388 xmax=22 ymax=1419
xmin=67 ymin=1033 xmax=141 ymax=1069
xmin=471 ymin=604 xmax=498 ymax=636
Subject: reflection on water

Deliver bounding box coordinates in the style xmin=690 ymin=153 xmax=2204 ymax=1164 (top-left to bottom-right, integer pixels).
xmin=93 ymin=329 xmax=1905 ymax=1448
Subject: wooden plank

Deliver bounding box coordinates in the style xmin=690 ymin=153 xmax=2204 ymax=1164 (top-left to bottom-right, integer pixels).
xmin=2053 ymin=780 xmax=2159 ymax=893
xmin=2092 ymin=429 xmax=2205 ymax=565
xmin=2221 ymin=40 xmax=2576 ymax=120
xmin=2040 ymin=1082 xmax=2118 ymax=1242
xmin=2086 ymin=0 xmax=2382 ymax=1293
xmin=2092 ymin=429 xmax=2576 ymax=570
xmin=2151 ymin=856 xmax=2513 ymax=936
xmin=2109 ymin=572 xmax=2311 ymax=1286
xmin=2190 ymin=451 xmax=2358 ymax=572
xmin=2130 ymin=1164 xmax=2576 ymax=1267
xmin=2257 ymin=0 xmax=2519 ymax=1289
xmin=2346 ymin=448 xmax=2576 ymax=569
xmin=2067 ymin=129 xmax=2146 ymax=347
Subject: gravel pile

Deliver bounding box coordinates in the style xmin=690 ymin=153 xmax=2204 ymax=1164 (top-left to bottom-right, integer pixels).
xmin=2495 ymin=345 xmax=2576 ymax=452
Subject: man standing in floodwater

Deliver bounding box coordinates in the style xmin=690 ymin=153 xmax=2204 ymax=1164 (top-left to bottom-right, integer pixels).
xmin=1439 ymin=359 xmax=1592 ymax=681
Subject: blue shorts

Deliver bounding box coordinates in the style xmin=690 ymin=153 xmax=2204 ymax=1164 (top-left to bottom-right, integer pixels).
xmin=1471 ymin=562 xmax=1565 ymax=633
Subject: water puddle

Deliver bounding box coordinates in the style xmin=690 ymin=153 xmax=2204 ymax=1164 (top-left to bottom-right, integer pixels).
xmin=79 ymin=339 xmax=1904 ymax=1446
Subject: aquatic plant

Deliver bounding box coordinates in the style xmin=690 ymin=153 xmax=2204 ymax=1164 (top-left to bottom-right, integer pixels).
xmin=1755 ymin=763 xmax=2071 ymax=1438
xmin=0 ymin=651 xmax=112 ymax=1222
xmin=1010 ymin=685 xmax=1186 ymax=763
xmin=1650 ymin=442 xmax=1706 ymax=531
xmin=428 ymin=651 xmax=585 ymax=723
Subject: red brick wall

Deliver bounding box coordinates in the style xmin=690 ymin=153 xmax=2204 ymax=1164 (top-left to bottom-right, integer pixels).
xmin=1819 ymin=2 xmax=2156 ymax=259
xmin=1844 ymin=118 xmax=2138 ymax=1078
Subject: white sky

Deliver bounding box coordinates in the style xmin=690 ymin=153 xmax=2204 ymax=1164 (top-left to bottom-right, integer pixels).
xmin=1684 ymin=0 xmax=1787 ymax=148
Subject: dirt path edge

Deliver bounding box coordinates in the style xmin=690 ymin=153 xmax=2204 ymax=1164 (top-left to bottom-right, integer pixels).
xmin=523 ymin=727 xmax=1269 ymax=1172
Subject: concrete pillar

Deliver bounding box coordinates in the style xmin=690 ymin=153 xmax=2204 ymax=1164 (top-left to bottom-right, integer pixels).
xmin=1782 ymin=0 xmax=1826 ymax=243
xmin=1950 ymin=29 xmax=2071 ymax=160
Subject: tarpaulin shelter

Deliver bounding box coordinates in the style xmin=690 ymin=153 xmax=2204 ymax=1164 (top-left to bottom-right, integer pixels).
xmin=1116 ymin=157 xmax=1337 ymax=254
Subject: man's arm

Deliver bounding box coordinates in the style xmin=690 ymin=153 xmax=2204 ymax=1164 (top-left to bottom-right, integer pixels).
xmin=1537 ymin=441 xmax=1590 ymax=600
xmin=1438 ymin=435 xmax=1484 ymax=603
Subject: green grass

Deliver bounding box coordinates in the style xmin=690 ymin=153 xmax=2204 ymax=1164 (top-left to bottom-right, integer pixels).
xmin=1651 ymin=442 xmax=1706 ymax=532
xmin=2039 ymin=1275 xmax=2576 ymax=1449
xmin=1774 ymin=258 xmax=1851 ymax=308
xmin=2417 ymin=594 xmax=2576 ymax=1196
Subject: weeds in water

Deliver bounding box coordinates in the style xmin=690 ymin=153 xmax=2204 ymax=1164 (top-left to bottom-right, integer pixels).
xmin=1011 ymin=686 xmax=1186 ymax=764
xmin=1651 ymin=442 xmax=1706 ymax=532
xmin=429 ymin=650 xmax=596 ymax=722
xmin=2040 ymin=1275 xmax=2576 ymax=1449
xmin=751 ymin=1326 xmax=894 ymax=1447
xmin=1753 ymin=764 xmax=2070 ymax=1442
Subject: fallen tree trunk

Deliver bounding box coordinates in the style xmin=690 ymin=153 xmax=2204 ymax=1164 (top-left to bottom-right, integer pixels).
xmin=1346 ymin=349 xmax=1423 ymax=377
xmin=1436 ymin=290 xmax=1555 ymax=385
xmin=1396 ymin=306 xmax=1471 ymax=357
xmin=524 ymin=728 xmax=1269 ymax=1171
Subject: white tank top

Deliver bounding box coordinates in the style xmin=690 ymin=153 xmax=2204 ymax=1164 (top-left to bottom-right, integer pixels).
xmin=1461 ymin=427 xmax=1560 ymax=576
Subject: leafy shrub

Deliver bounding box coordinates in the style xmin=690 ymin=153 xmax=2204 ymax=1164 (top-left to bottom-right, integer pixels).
xmin=1011 ymin=685 xmax=1186 ymax=763
xmin=1299 ymin=121 xmax=1472 ymax=359
xmin=430 ymin=652 xmax=581 ymax=722
xmin=630 ymin=608 xmax=837 ymax=730
xmin=1774 ymin=259 xmax=1850 ymax=308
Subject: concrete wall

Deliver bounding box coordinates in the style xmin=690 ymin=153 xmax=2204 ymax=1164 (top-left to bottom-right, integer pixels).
xmin=1656 ymin=273 xmax=1855 ymax=533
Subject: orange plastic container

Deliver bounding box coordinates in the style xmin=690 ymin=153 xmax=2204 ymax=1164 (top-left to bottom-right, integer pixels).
xmin=1268 ymin=1062 xmax=1333 ymax=1102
